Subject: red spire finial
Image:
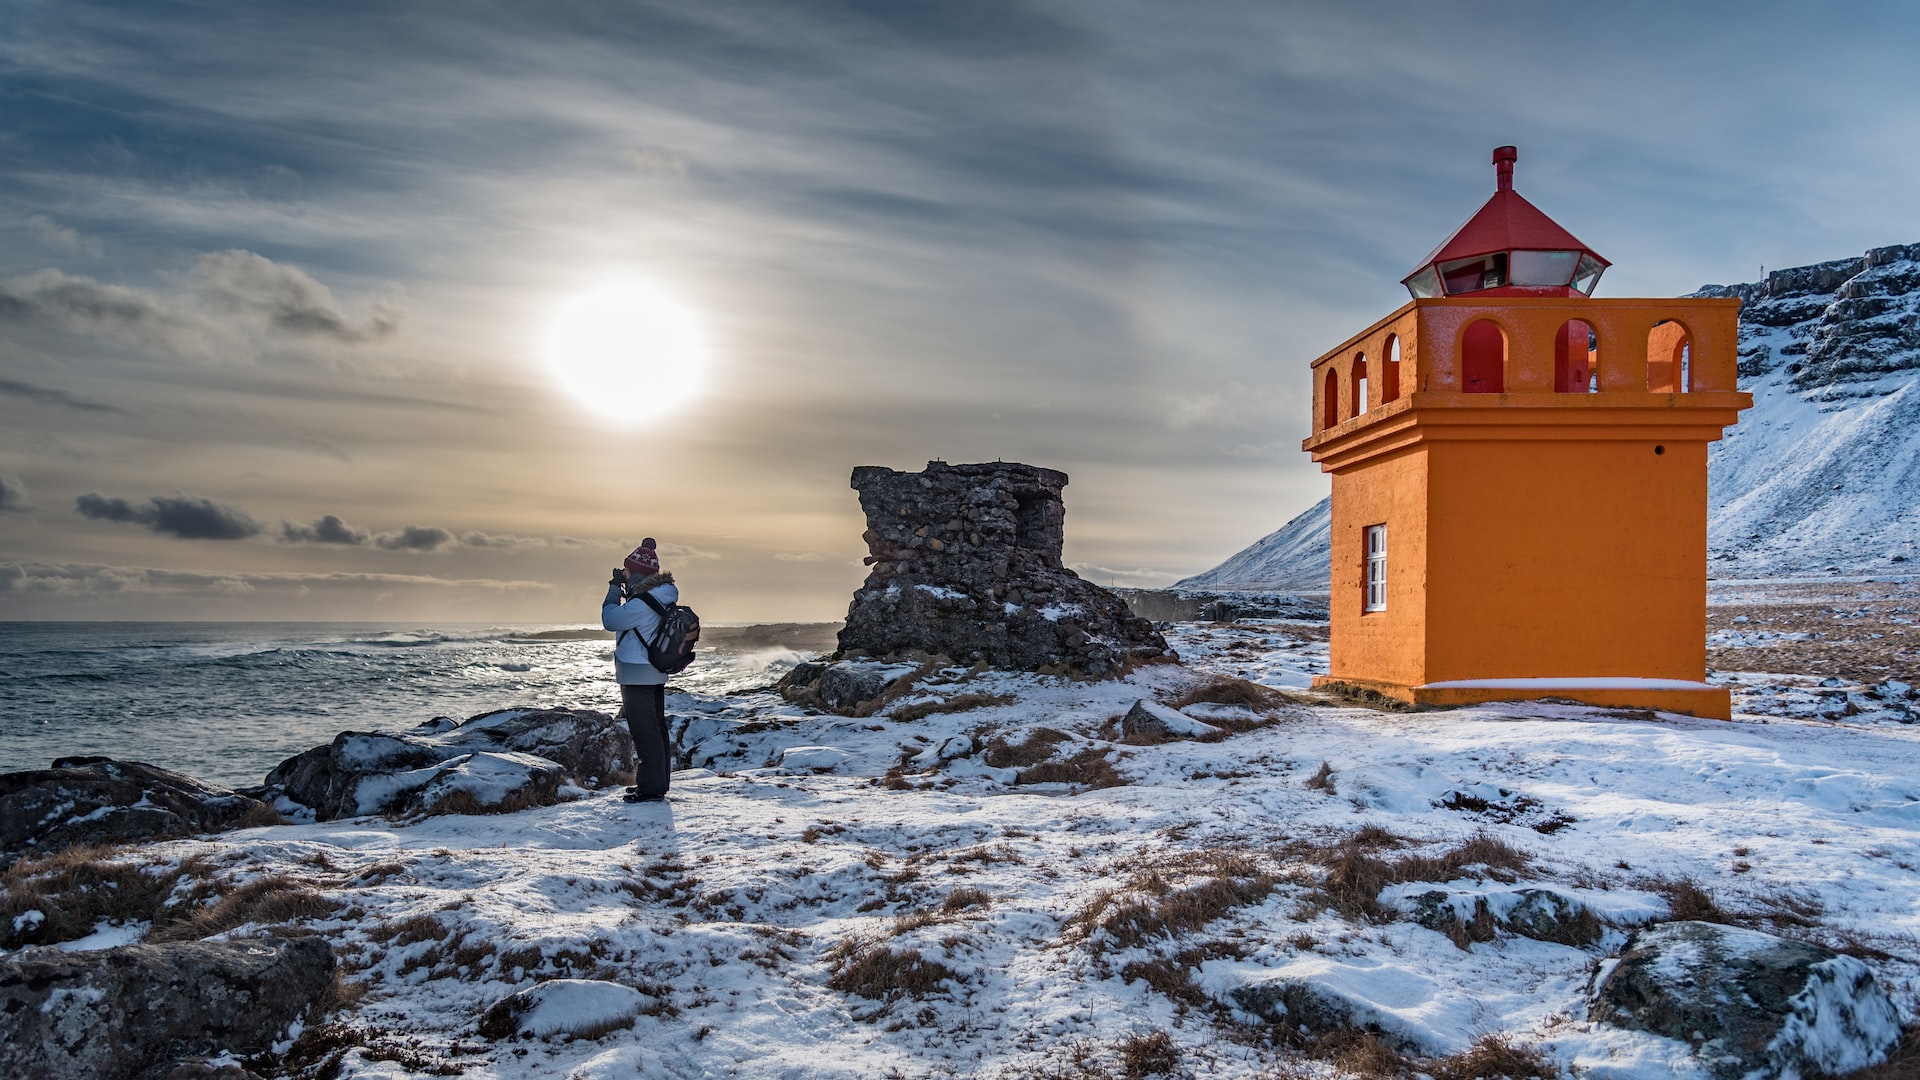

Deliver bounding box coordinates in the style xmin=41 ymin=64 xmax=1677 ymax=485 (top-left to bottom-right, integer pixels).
xmin=1493 ymin=145 xmax=1517 ymax=192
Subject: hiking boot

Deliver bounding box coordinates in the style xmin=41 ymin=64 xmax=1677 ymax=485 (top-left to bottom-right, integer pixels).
xmin=622 ymin=787 xmax=665 ymax=803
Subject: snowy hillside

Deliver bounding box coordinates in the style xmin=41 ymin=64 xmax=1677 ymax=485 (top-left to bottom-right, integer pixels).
xmin=1184 ymin=243 xmax=1920 ymax=591
xmin=1174 ymin=499 xmax=1328 ymax=592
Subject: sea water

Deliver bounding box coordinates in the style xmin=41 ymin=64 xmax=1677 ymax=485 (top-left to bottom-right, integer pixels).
xmin=0 ymin=622 xmax=815 ymax=789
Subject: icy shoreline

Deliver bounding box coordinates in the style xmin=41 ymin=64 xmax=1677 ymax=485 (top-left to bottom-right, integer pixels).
xmin=5 ymin=620 xmax=1916 ymax=1078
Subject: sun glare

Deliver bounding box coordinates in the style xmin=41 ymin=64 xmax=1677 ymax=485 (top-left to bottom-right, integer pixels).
xmin=542 ymin=281 xmax=711 ymax=422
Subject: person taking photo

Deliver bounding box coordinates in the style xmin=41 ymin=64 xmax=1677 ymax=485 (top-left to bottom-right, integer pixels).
xmin=603 ymin=538 xmax=677 ymax=803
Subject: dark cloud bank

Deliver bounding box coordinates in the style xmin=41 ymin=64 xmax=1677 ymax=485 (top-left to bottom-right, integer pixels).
xmin=74 ymin=492 xmax=263 ymax=540
xmin=0 ymin=474 xmax=33 ymax=513
xmin=83 ymin=496 xmax=564 ymax=554
xmin=281 ymin=514 xmax=371 ymax=545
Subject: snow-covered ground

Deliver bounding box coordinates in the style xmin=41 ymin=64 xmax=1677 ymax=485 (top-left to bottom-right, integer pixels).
xmin=13 ymin=621 xmax=1918 ymax=1079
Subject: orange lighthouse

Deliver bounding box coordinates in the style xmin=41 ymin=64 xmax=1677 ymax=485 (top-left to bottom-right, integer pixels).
xmin=1302 ymin=147 xmax=1750 ymax=719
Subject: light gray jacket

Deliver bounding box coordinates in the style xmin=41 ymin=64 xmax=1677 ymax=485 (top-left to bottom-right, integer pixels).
xmin=602 ymin=573 xmax=678 ymax=686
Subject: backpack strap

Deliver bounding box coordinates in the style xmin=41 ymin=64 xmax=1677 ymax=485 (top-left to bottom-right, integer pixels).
xmin=621 ymin=592 xmax=676 ymax=658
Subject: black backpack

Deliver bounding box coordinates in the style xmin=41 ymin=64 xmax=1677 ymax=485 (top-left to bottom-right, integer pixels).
xmin=623 ymin=592 xmax=700 ymax=674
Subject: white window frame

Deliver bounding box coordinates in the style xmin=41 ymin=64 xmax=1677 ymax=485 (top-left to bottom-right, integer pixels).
xmin=1363 ymin=524 xmax=1387 ymax=612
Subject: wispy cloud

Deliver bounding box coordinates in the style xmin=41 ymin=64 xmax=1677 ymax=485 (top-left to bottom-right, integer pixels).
xmin=24 ymin=214 xmax=102 ymax=257
xmin=0 ymin=376 xmax=122 ymax=413
xmin=191 ymin=250 xmax=400 ymax=345
xmin=0 ymin=251 xmax=401 ymax=364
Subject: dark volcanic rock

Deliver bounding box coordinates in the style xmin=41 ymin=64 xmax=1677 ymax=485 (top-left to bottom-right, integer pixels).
xmin=0 ymin=936 xmax=334 ymax=1080
xmin=265 ymin=706 xmax=631 ymax=821
xmin=775 ymin=659 xmax=918 ymax=716
xmin=1588 ymin=920 xmax=1900 ymax=1078
xmin=0 ymin=757 xmax=278 ymax=870
xmin=831 ymin=461 xmax=1173 ymax=676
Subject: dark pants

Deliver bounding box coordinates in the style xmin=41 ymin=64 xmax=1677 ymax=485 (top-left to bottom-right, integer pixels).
xmin=621 ymin=682 xmax=671 ymax=797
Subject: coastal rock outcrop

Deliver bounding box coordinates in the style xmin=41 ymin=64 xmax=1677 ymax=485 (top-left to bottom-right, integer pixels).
xmin=0 ymin=757 xmax=279 ymax=870
xmin=264 ymin=706 xmax=631 ymax=821
xmin=0 ymin=935 xmax=334 ymax=1080
xmin=1587 ymin=920 xmax=1901 ymax=1078
xmin=829 ymin=461 xmax=1172 ymax=677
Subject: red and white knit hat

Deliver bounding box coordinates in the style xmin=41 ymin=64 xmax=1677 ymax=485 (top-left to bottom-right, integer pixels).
xmin=624 ymin=538 xmax=660 ymax=577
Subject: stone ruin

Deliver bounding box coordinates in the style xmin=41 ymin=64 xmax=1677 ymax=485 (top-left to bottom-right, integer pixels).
xmin=829 ymin=460 xmax=1173 ymax=676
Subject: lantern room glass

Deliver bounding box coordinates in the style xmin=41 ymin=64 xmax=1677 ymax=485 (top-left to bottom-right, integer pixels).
xmin=1509 ymin=250 xmax=1579 ymax=287
xmin=1438 ymin=253 xmax=1507 ymax=295
xmin=1571 ymin=253 xmax=1606 ymax=295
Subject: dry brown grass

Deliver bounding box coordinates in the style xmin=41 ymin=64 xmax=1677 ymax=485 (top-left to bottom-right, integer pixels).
xmin=354 ymin=860 xmax=408 ymax=884
xmin=1070 ymin=850 xmax=1277 ymax=950
xmin=151 ymin=872 xmax=342 ymax=942
xmin=826 ymin=938 xmax=959 ymax=1003
xmin=0 ymin=844 xmax=215 ymax=949
xmin=366 ymin=913 xmax=448 ymax=947
xmin=1119 ymin=942 xmax=1247 ymax=1012
xmin=1332 ymin=1033 xmax=1413 ymax=1079
xmin=1016 ymin=748 xmax=1129 ymax=789
xmin=1304 ymin=761 xmax=1336 ymax=793
xmin=1117 ymin=1030 xmax=1181 ymax=1079
xmin=1289 ymin=830 xmax=1533 ymax=924
xmin=890 ymin=692 xmax=1016 ymax=722
xmin=1707 ymin=588 xmax=1918 ymax=685
xmin=941 ymin=886 xmax=992 ymax=914
xmin=1426 ymin=1034 xmax=1556 ymax=1080
xmin=1651 ymin=877 xmax=1739 ymax=925
xmin=236 ymin=801 xmax=289 ymax=829
xmin=982 ymin=727 xmax=1075 ymax=769
xmin=1168 ymin=674 xmax=1305 ymax=718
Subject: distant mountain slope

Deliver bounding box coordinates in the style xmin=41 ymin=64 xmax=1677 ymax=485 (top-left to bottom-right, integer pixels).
xmin=1182 ymin=244 xmax=1920 ymax=591
xmin=1174 ymin=497 xmax=1329 ymax=591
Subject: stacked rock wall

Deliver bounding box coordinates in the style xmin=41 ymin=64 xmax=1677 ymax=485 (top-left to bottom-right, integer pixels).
xmin=836 ymin=461 xmax=1172 ymax=675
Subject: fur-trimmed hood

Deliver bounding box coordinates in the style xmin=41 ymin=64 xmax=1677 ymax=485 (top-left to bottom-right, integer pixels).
xmin=627 ymin=571 xmax=674 ymax=596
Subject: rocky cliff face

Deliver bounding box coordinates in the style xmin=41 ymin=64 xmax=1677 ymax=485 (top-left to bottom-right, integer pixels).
xmin=1184 ymin=243 xmax=1920 ymax=588
xmin=836 ymin=461 xmax=1172 ymax=675
xmin=1696 ymin=243 xmax=1920 ymax=388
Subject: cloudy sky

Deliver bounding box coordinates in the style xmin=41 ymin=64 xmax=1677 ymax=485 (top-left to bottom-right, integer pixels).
xmin=2 ymin=1 xmax=1916 ymax=623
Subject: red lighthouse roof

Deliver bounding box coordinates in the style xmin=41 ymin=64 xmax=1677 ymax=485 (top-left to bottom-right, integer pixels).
xmin=1402 ymin=146 xmax=1610 ymax=299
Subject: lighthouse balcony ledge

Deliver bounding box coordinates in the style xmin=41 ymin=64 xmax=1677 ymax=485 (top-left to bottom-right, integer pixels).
xmin=1306 ymin=297 xmax=1749 ymax=449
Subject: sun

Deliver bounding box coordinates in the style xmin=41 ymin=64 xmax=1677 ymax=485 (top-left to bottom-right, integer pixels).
xmin=541 ymin=281 xmax=711 ymax=422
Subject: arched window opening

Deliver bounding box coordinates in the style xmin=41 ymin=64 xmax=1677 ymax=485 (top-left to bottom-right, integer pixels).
xmin=1647 ymin=321 xmax=1691 ymax=392
xmin=1382 ymin=335 xmax=1402 ymax=402
xmin=1462 ymin=320 xmax=1505 ymax=394
xmin=1555 ymin=319 xmax=1596 ymax=394
xmin=1322 ymin=368 xmax=1338 ymax=430
xmin=1354 ymin=353 xmax=1369 ymax=416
